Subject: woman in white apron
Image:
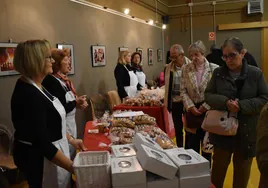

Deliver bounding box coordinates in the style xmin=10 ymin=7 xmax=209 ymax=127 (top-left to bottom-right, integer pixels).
xmin=11 ymin=40 xmax=75 ymax=188
xmin=131 ymin=52 xmax=147 ymax=88
xmin=114 ymin=51 xmax=141 ymax=100
xmin=42 ymin=48 xmax=88 ymax=158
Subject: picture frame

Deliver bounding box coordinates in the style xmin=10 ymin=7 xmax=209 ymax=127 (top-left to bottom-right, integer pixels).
xmin=136 ymin=47 xmax=143 ymax=65
xmin=119 ymin=47 xmax=128 ymax=52
xmin=148 ymin=48 xmax=153 ymax=65
xmin=157 ymin=49 xmax=163 ymax=62
xmin=91 ymin=45 xmax=106 ymax=67
xmin=56 ymin=44 xmax=75 ymax=75
xmin=0 ymin=43 xmax=19 ymax=77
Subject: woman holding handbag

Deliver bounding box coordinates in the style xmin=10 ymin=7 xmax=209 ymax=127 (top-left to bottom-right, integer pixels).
xmin=180 ymin=40 xmax=218 ymax=162
xmin=205 ymin=37 xmax=268 ymax=188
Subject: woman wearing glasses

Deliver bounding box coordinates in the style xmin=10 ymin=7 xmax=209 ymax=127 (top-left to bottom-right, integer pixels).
xmin=42 ymin=48 xmax=88 ymax=159
xmin=205 ymin=37 xmax=268 ymax=188
xmin=11 ymin=40 xmax=76 ymax=187
xmin=164 ymin=44 xmax=191 ymax=147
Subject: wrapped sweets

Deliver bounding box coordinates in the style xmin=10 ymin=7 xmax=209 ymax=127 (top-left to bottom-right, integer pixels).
xmin=112 ymin=118 xmax=135 ymax=128
xmin=133 ymin=115 xmax=156 ymax=125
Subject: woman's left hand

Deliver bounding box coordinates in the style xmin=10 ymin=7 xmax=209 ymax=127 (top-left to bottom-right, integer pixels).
xmin=198 ymin=105 xmax=207 ymax=114
xmin=69 ymin=138 xmax=87 ymax=151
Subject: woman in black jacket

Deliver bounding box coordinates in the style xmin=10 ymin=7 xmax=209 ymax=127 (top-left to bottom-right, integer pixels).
xmin=205 ymin=37 xmax=268 ymax=188
xmin=114 ymin=51 xmax=142 ymax=100
xmin=11 ymin=40 xmax=75 ymax=187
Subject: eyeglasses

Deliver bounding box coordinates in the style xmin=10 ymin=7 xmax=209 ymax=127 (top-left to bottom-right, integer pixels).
xmin=45 ymin=56 xmax=54 ymax=62
xmin=169 ymin=54 xmax=184 ymax=61
xmin=222 ymin=52 xmax=239 ymax=61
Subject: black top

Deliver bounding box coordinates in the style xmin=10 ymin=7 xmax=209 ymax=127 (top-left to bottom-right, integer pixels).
xmin=11 ymin=79 xmax=59 ymax=160
xmin=114 ymin=63 xmax=142 ymax=99
xmin=42 ymin=74 xmax=76 ymax=114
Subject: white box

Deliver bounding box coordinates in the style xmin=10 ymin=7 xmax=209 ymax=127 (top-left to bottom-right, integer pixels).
xmin=147 ymin=172 xmax=179 ymax=188
xmin=137 ymin=144 xmax=177 ymax=180
xmin=165 ymin=148 xmax=210 ymax=178
xmin=111 ymin=144 xmax=136 ymax=158
xmin=133 ymin=133 xmax=163 ymax=151
xmin=180 ymin=174 xmax=211 ymax=188
xmin=111 ymin=156 xmax=146 ymax=187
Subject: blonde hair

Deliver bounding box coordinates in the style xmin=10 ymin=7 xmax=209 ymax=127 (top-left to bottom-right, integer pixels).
xmin=13 ymin=39 xmax=50 ymax=78
xmin=117 ymin=51 xmax=130 ymax=65
xmin=170 ymin=44 xmax=184 ymax=54
xmin=188 ymin=40 xmax=206 ymax=55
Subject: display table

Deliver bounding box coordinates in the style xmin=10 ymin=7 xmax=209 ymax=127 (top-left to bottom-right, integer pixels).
xmin=83 ymin=121 xmax=215 ymax=188
xmin=113 ymin=104 xmax=175 ymax=138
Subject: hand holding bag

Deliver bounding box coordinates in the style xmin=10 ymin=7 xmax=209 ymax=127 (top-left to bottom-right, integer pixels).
xmin=201 ymin=110 xmax=238 ymax=136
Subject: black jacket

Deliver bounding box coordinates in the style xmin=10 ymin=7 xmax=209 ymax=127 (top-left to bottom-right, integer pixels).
xmin=205 ymin=60 xmax=268 ymax=159
xmin=42 ymin=74 xmax=76 ymax=114
xmin=114 ymin=63 xmax=142 ymax=99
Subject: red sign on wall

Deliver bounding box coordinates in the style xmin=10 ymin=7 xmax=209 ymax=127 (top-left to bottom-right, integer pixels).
xmin=209 ymin=32 xmax=215 ymax=41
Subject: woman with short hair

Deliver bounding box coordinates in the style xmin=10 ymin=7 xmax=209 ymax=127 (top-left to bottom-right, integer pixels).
xmin=114 ymin=51 xmax=141 ymax=100
xmin=205 ymin=37 xmax=268 ymax=188
xmin=180 ymin=40 xmax=218 ymax=162
xmin=11 ymin=40 xmax=74 ymax=187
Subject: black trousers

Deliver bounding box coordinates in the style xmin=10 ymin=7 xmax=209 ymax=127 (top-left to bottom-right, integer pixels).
xmin=185 ymin=128 xmax=211 ymax=164
xmin=171 ymin=102 xmax=184 ymax=147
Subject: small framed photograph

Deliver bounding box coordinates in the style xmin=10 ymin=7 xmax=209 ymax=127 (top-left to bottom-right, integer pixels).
xmin=136 ymin=47 xmax=143 ymax=65
xmin=157 ymin=49 xmax=163 ymax=62
xmin=148 ymin=48 xmax=153 ymax=65
xmin=91 ymin=45 xmax=106 ymax=67
xmin=0 ymin=43 xmax=19 ymax=77
xmin=119 ymin=47 xmax=128 ymax=52
xmin=56 ymin=44 xmax=75 ymax=75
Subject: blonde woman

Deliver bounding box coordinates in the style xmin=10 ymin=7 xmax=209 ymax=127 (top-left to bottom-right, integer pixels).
xmin=114 ymin=51 xmax=141 ymax=100
xmin=11 ymin=40 xmax=74 ymax=187
xmin=180 ymin=40 xmax=218 ymax=162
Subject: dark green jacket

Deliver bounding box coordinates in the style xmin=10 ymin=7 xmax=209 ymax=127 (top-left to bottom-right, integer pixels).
xmin=205 ymin=60 xmax=268 ymax=159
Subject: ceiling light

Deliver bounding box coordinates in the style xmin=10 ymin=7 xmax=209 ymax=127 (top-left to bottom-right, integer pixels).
xmin=162 ymin=24 xmax=167 ymax=29
xmin=124 ymin=8 xmax=130 ymax=15
xmin=148 ymin=20 xmax=154 ymax=25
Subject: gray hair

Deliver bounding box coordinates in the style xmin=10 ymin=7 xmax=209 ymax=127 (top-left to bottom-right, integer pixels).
xmin=170 ymin=44 xmax=184 ymax=54
xmin=222 ymin=37 xmax=244 ymax=53
xmin=188 ymin=40 xmax=206 ymax=55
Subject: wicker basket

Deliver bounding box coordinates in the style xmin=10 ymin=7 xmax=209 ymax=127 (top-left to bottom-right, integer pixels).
xmin=73 ymin=151 xmax=111 ymax=188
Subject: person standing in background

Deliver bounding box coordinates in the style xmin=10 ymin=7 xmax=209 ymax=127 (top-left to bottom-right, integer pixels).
xmin=164 ymin=44 xmax=191 ymax=147
xmin=131 ymin=52 xmax=146 ymax=88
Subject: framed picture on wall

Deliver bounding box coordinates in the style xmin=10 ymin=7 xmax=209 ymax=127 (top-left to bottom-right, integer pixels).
xmin=148 ymin=48 xmax=153 ymax=65
xmin=119 ymin=47 xmax=128 ymax=52
xmin=56 ymin=44 xmax=75 ymax=75
xmin=136 ymin=47 xmax=143 ymax=65
xmin=157 ymin=49 xmax=163 ymax=62
xmin=0 ymin=43 xmax=19 ymax=77
xmin=91 ymin=45 xmax=106 ymax=67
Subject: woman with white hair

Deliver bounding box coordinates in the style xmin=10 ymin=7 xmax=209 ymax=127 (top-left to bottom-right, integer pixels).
xmin=180 ymin=40 xmax=218 ymax=162
xmin=164 ymin=44 xmax=191 ymax=147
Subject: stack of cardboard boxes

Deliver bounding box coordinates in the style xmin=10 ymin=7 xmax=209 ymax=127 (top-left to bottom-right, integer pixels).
xmin=111 ymin=133 xmax=211 ymax=188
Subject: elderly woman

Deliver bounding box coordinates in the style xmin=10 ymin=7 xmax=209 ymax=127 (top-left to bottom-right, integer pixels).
xmin=11 ymin=40 xmax=75 ymax=187
xmin=114 ymin=51 xmax=142 ymax=100
xmin=131 ymin=52 xmax=146 ymax=88
xmin=164 ymin=44 xmax=191 ymax=147
xmin=205 ymin=37 xmax=268 ymax=188
xmin=42 ymin=48 xmax=88 ymax=157
xmin=180 ymin=40 xmax=218 ymax=162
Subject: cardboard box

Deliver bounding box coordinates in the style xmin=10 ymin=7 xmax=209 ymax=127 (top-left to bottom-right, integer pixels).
xmin=133 ymin=133 xmax=163 ymax=151
xmin=111 ymin=156 xmax=146 ymax=187
xmin=147 ymin=172 xmax=179 ymax=188
xmin=165 ymin=148 xmax=210 ymax=178
xmin=111 ymin=144 xmax=136 ymax=158
xmin=180 ymin=174 xmax=211 ymax=188
xmin=137 ymin=144 xmax=177 ymax=180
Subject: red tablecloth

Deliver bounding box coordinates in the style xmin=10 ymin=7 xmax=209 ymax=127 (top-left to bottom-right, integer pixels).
xmin=113 ymin=104 xmax=175 ymax=138
xmin=83 ymin=121 xmax=215 ymax=188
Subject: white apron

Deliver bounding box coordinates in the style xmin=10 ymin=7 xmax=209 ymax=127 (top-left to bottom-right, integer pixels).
xmin=135 ymin=71 xmax=146 ymax=87
xmin=25 ymin=78 xmax=71 ymax=188
xmin=53 ymin=76 xmax=77 ymax=158
xmin=124 ymin=65 xmax=139 ymax=97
